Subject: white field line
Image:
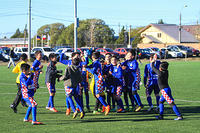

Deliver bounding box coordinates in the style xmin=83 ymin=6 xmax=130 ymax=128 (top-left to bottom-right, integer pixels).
xmin=0 ymin=83 xmax=200 ymax=103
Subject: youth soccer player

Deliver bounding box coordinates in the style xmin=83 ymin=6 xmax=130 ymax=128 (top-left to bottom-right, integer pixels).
xmin=10 ymin=53 xmax=28 ymax=113
xmin=86 ymin=52 xmax=110 ymax=115
xmin=144 ymin=54 xmax=160 ymax=112
xmin=31 ymin=51 xmax=43 ymax=91
xmin=45 ymin=53 xmax=62 ymax=112
xmin=151 ymin=54 xmax=183 ymax=120
xmin=121 ymin=49 xmax=143 ymax=112
xmin=59 ymin=57 xmax=84 ymax=119
xmin=109 ymin=56 xmax=124 ymax=113
xmin=20 ymin=63 xmax=42 ymax=125
xmin=102 ymin=53 xmax=116 ymax=111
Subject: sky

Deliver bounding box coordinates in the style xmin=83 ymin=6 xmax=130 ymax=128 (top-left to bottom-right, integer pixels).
xmin=0 ymin=0 xmax=200 ymax=38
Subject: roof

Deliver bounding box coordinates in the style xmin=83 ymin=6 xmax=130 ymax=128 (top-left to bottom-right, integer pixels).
xmin=143 ymin=35 xmax=161 ymax=43
xmin=182 ymin=25 xmax=200 ymax=36
xmin=140 ymin=24 xmax=199 ymax=43
xmin=0 ymin=38 xmax=28 ymax=45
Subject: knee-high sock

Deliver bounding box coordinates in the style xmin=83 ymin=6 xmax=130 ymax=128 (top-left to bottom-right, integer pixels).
xmin=50 ymin=96 xmax=54 ymax=108
xmin=147 ymin=96 xmax=153 ymax=107
xmin=159 ymin=103 xmax=164 ymax=115
xmin=124 ymin=92 xmax=129 ymax=108
xmin=47 ymin=97 xmax=51 ymax=107
xmin=107 ymin=93 xmax=111 ymax=106
xmin=134 ymin=93 xmax=142 ymax=106
xmin=68 ymin=96 xmax=76 ymax=112
xmin=25 ymin=107 xmax=32 ymax=120
xmin=172 ymin=105 xmax=181 ymax=117
xmin=112 ymin=95 xmax=116 ymax=109
xmin=117 ymin=98 xmax=124 ymax=109
xmin=95 ymin=99 xmax=100 ymax=111
xmin=74 ymin=96 xmax=83 ymax=112
xmin=66 ymin=97 xmax=70 ymax=109
xmin=98 ymin=96 xmax=108 ymax=107
xmin=32 ymin=107 xmax=37 ymax=122
xmin=76 ymin=95 xmax=83 ymax=109
xmin=85 ymin=90 xmax=90 ymax=109
xmin=156 ymin=96 xmax=160 ymax=107
xmin=129 ymin=91 xmax=135 ymax=108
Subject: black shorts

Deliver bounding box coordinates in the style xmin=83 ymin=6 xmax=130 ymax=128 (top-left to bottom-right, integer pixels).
xmin=146 ymin=84 xmax=160 ymax=96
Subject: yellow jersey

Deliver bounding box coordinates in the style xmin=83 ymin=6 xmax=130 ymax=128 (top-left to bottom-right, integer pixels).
xmin=12 ymin=61 xmax=26 ymax=83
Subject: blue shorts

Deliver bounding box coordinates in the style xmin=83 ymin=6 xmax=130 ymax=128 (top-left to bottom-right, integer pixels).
xmin=160 ymin=87 xmax=174 ymax=104
xmin=65 ymin=86 xmax=80 ymax=97
xmin=111 ymin=85 xmax=122 ymax=97
xmin=146 ymin=84 xmax=160 ymax=96
xmin=23 ymin=97 xmax=37 ymax=107
xmin=46 ymin=83 xmax=56 ymax=93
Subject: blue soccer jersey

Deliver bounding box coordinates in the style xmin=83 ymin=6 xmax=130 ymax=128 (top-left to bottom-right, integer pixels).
xmin=31 ymin=59 xmax=41 ymax=89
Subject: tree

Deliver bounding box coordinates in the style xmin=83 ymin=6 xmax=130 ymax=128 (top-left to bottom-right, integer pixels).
xmin=158 ymin=19 xmax=164 ymax=24
xmin=11 ymin=28 xmax=24 ymax=38
xmin=130 ymin=27 xmax=144 ymax=47
xmin=116 ymin=26 xmax=126 ymax=44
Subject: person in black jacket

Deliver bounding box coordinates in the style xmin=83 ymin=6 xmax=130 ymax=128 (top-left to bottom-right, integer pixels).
xmin=151 ymin=54 xmax=183 ymax=120
xmin=45 ymin=53 xmax=62 ymax=112
xmin=8 ymin=47 xmax=16 ymax=68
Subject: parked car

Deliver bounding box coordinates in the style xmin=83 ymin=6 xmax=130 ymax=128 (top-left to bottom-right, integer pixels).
xmin=139 ymin=48 xmax=151 ymax=59
xmin=146 ymin=47 xmax=161 ymax=58
xmin=186 ymin=46 xmax=199 ymax=56
xmin=31 ymin=47 xmax=59 ymax=61
xmin=0 ymin=47 xmax=19 ymax=62
xmin=53 ymin=46 xmax=71 ymax=51
xmin=167 ymin=45 xmax=193 ymax=57
xmin=114 ymin=48 xmax=132 ymax=58
xmin=14 ymin=47 xmax=28 ymax=56
xmin=96 ymin=48 xmax=119 ymax=57
xmin=161 ymin=48 xmax=183 ymax=58
xmin=56 ymin=48 xmax=73 ymax=59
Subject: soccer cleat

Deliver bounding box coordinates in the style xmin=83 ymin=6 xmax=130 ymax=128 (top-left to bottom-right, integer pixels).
xmin=73 ymin=111 xmax=78 ymax=119
xmin=46 ymin=106 xmax=50 ymax=110
xmin=32 ymin=121 xmax=43 ymax=125
xmin=125 ymin=107 xmax=130 ymax=112
xmin=80 ymin=112 xmax=85 ymax=119
xmin=93 ymin=111 xmax=101 ymax=114
xmin=49 ymin=107 xmax=58 ymax=112
xmin=117 ymin=108 xmax=125 ymax=113
xmin=10 ymin=104 xmax=17 ymax=113
xmin=135 ymin=106 xmax=143 ymax=112
xmin=105 ymin=105 xmax=110 ymax=116
xmin=76 ymin=108 xmax=80 ymax=112
xmin=24 ymin=119 xmax=32 ymax=122
xmin=66 ymin=108 xmax=71 ymax=116
xmin=155 ymin=115 xmax=164 ymax=120
xmin=174 ymin=116 xmax=183 ymax=120
xmin=147 ymin=105 xmax=154 ymax=112
xmin=101 ymin=106 xmax=106 ymax=113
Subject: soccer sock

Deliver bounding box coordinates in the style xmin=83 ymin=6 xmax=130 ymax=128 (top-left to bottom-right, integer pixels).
xmin=172 ymin=105 xmax=181 ymax=117
xmin=107 ymin=93 xmax=111 ymax=106
xmin=134 ymin=93 xmax=142 ymax=106
xmin=156 ymin=96 xmax=160 ymax=107
xmin=24 ymin=107 xmax=32 ymax=120
xmin=32 ymin=107 xmax=37 ymax=122
xmin=124 ymin=92 xmax=129 ymax=108
xmin=98 ymin=96 xmax=108 ymax=107
xmin=95 ymin=99 xmax=100 ymax=111
xmin=118 ymin=98 xmax=124 ymax=109
xmin=50 ymin=96 xmax=54 ymax=108
xmin=85 ymin=90 xmax=90 ymax=109
xmin=66 ymin=97 xmax=70 ymax=109
xmin=159 ymin=103 xmax=164 ymax=115
xmin=67 ymin=97 xmax=76 ymax=112
xmin=147 ymin=96 xmax=153 ymax=107
xmin=74 ymin=96 xmax=83 ymax=112
xmin=112 ymin=95 xmax=116 ymax=109
xmin=47 ymin=97 xmax=51 ymax=107
xmin=129 ymin=91 xmax=135 ymax=108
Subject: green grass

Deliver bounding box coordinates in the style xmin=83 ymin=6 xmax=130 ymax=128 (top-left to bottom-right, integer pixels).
xmin=0 ymin=60 xmax=200 ymax=133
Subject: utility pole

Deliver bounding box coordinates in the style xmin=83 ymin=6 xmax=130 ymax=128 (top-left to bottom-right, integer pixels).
xmin=28 ymin=0 xmax=31 ymax=60
xmin=128 ymin=25 xmax=132 ymax=48
xmin=179 ymin=13 xmax=181 ymax=43
xmin=118 ymin=23 xmax=121 ymax=35
xmin=74 ymin=0 xmax=78 ymax=51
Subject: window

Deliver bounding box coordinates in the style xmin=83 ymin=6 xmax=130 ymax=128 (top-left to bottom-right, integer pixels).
xmin=121 ymin=49 xmax=125 ymax=52
xmin=157 ymin=33 xmax=162 ymax=38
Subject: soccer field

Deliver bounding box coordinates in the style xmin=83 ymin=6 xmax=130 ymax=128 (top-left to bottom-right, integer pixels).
xmin=0 ymin=60 xmax=200 ymax=133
